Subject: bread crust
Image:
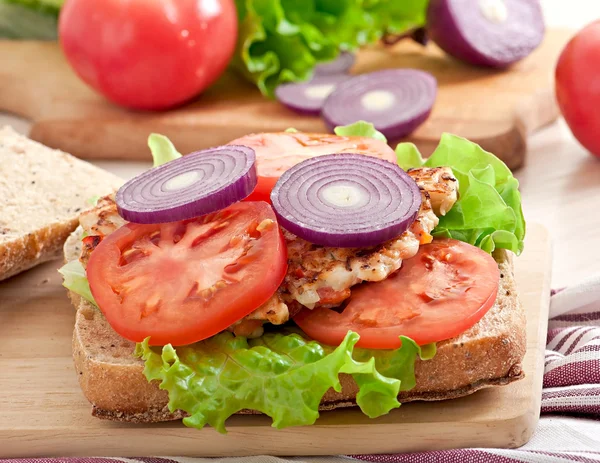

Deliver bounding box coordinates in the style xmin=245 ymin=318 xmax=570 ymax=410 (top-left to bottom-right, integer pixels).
xmin=2 ymin=221 xmax=74 ymax=281
xmin=65 ymin=229 xmax=526 ymax=424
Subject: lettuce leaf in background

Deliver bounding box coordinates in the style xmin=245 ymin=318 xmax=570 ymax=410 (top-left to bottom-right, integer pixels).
xmin=0 ymin=0 xmax=63 ymax=39
xmin=396 ymin=133 xmax=526 ymax=255
xmin=233 ymin=0 xmax=428 ymax=97
xmin=136 ymin=331 xmax=434 ymax=432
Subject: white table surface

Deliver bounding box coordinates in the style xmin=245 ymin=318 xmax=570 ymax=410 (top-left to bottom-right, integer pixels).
xmin=2 ymin=0 xmax=600 ymax=289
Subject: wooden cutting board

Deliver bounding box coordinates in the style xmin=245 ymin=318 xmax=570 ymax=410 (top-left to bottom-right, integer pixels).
xmin=0 ymin=30 xmax=572 ymax=170
xmin=0 ymin=224 xmax=551 ymax=457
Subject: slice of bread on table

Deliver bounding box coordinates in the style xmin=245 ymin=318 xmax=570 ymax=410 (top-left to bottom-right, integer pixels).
xmin=0 ymin=126 xmax=122 ymax=281
xmin=64 ymin=227 xmax=526 ymax=422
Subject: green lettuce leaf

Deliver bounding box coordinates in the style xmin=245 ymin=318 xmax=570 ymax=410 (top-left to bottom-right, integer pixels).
xmin=58 ymin=259 xmax=97 ymax=306
xmin=334 ymin=121 xmax=387 ymax=142
xmin=0 ymin=0 xmax=62 ymax=39
xmin=86 ymin=195 xmax=101 ymax=207
xmin=136 ymin=331 xmax=433 ymax=432
xmin=233 ymin=0 xmax=428 ymax=97
xmin=148 ymin=133 xmax=182 ymax=167
xmin=396 ymin=133 xmax=526 ymax=255
xmin=9 ymin=0 xmax=62 ymax=8
xmin=395 ymin=142 xmax=425 ymax=170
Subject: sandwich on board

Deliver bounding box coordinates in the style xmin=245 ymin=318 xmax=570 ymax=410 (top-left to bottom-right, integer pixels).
xmin=60 ymin=122 xmax=526 ymax=431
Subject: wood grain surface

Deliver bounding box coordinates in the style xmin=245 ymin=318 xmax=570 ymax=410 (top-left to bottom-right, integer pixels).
xmin=0 ymin=30 xmax=573 ymax=169
xmin=0 ymin=223 xmax=551 ymax=458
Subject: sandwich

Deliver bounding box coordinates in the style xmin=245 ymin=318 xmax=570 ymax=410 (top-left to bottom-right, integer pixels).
xmin=60 ymin=122 xmax=526 ymax=432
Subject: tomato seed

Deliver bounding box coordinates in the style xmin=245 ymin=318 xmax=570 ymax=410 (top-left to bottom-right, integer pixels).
xmin=201 ymin=287 xmax=215 ymax=301
xmin=256 ymin=219 xmax=274 ymax=233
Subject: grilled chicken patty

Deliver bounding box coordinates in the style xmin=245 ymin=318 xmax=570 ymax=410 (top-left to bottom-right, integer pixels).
xmin=78 ymin=167 xmax=458 ymax=338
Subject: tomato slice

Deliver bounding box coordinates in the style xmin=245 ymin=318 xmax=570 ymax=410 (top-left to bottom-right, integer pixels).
xmin=86 ymin=202 xmax=287 ymax=346
xmin=228 ymin=132 xmax=397 ymax=202
xmin=293 ymin=239 xmax=500 ymax=349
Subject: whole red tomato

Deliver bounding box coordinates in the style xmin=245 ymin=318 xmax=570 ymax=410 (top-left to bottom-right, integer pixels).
xmin=555 ymin=21 xmax=600 ymax=158
xmin=59 ymin=0 xmax=237 ymax=110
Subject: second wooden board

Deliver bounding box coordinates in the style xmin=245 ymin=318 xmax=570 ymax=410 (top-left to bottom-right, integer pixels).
xmin=0 ymin=30 xmax=572 ymax=169
xmin=0 ymin=224 xmax=551 ymax=457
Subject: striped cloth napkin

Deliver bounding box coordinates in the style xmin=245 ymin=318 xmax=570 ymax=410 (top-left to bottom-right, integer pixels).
xmin=2 ymin=277 xmax=600 ymax=463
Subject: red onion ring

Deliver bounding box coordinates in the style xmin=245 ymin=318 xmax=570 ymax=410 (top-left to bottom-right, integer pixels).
xmin=321 ymin=69 xmax=437 ymax=141
xmin=116 ymin=145 xmax=256 ymax=224
xmin=270 ymin=154 xmax=421 ymax=248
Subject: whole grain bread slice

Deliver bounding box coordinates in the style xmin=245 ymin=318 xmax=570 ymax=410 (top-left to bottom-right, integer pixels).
xmin=0 ymin=126 xmax=123 ymax=281
xmin=64 ymin=227 xmax=526 ymax=423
